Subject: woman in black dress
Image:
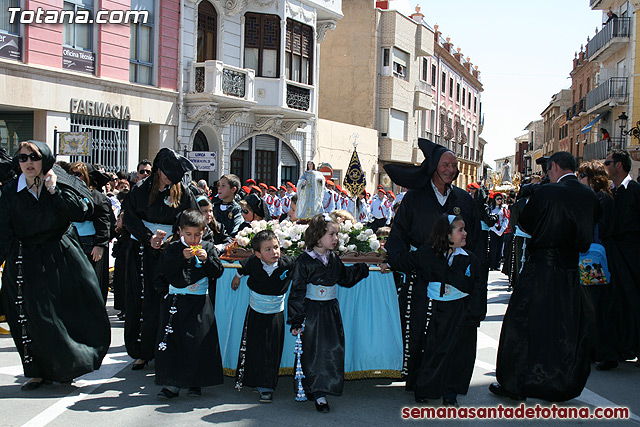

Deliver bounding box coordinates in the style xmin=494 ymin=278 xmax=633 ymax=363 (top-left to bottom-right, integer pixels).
xmin=122 ymin=148 xmax=197 ymax=370
xmin=0 ymin=140 xmax=110 ymax=390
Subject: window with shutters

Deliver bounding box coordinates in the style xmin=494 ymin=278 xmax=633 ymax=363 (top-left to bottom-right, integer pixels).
xmin=285 ymin=19 xmax=313 ymax=84
xmin=197 ymin=1 xmax=217 ymax=62
xmin=244 ymin=13 xmax=280 ymax=78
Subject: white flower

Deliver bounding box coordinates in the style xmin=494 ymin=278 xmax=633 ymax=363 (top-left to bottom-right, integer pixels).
xmin=297 ymin=241 xmax=306 ymax=248
xmin=347 ymin=244 xmax=357 ymax=252
xmin=369 ymin=240 xmax=381 ymax=251
xmin=364 ymin=228 xmax=374 ymax=236
xmin=353 ymin=222 xmax=364 ymax=230
xmin=281 ymin=240 xmax=292 ymax=249
xmin=368 ymin=234 xmax=378 ymax=241
xmin=251 ymin=221 xmax=261 ymax=230
xmin=338 ymin=245 xmax=347 ymax=252
xmin=236 ymin=237 xmax=250 ymax=247
xmin=257 ymin=220 xmax=268 ymax=229
xmin=357 ymin=233 xmax=368 ymax=241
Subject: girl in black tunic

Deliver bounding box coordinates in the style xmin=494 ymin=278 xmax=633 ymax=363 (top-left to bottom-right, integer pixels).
xmin=196 ymin=194 xmax=231 ymax=254
xmin=287 ymin=214 xmax=369 ymax=413
xmin=154 ymin=209 xmax=224 ymax=398
xmin=231 ymin=230 xmax=295 ymax=403
xmin=388 ymin=214 xmax=484 ymax=406
xmin=0 ymin=141 xmax=110 ymax=390
xmin=122 ymin=148 xmax=197 ymax=369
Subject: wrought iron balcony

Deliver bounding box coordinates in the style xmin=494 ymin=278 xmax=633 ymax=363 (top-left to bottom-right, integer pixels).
xmin=188 ymin=60 xmax=255 ymax=103
xmin=586 ymin=77 xmax=627 ymax=112
xmin=583 ymin=137 xmax=626 ymax=161
xmin=588 ymin=17 xmax=631 ymax=62
xmin=286 ymin=83 xmax=311 ymax=111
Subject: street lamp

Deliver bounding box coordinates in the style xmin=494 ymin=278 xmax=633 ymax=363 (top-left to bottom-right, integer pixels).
xmin=619 ymin=112 xmax=640 ymax=144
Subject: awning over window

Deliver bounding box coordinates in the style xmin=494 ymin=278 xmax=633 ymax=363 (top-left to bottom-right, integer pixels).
xmin=581 ymin=111 xmax=608 ymax=134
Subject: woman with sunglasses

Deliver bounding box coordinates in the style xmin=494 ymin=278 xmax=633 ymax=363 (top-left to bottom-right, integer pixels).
xmin=122 ymin=148 xmax=197 ymax=370
xmin=69 ymin=162 xmax=116 ymax=302
xmin=0 ymin=141 xmax=110 ymax=390
xmin=238 ymin=194 xmax=271 ymax=232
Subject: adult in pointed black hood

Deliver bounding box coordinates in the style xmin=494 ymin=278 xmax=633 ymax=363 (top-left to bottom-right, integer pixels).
xmin=0 ymin=140 xmax=110 ymax=390
xmin=122 ymin=148 xmax=198 ymax=370
xmin=383 ymin=138 xmax=481 ymax=395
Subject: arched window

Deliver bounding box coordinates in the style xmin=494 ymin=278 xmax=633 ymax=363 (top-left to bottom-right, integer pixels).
xmin=197 ymin=1 xmax=217 ymax=62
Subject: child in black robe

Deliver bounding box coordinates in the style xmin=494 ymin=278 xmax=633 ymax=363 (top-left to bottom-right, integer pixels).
xmin=388 ymin=214 xmax=484 ymax=406
xmin=287 ymin=214 xmax=369 ymax=413
xmin=230 ymin=230 xmax=295 ymax=403
xmin=154 ymin=209 xmax=224 ymax=398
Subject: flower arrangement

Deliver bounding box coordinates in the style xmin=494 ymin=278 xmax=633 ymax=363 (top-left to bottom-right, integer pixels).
xmin=229 ymin=219 xmax=383 ymax=259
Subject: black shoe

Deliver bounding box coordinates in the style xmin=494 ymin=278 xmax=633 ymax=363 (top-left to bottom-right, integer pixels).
xmin=259 ymin=391 xmax=273 ymax=403
xmin=117 ymin=312 xmax=125 ymax=320
xmin=157 ymin=388 xmax=179 ymax=399
xmin=21 ymin=379 xmax=51 ymax=391
xmin=187 ymin=387 xmax=201 ymax=396
xmin=595 ymin=360 xmax=619 ymax=371
xmin=489 ymin=382 xmax=525 ymax=401
xmin=443 ymin=397 xmax=458 ymax=407
xmin=414 ymin=396 xmax=428 ymax=404
xmin=315 ymin=400 xmax=330 ymax=413
xmin=131 ymin=360 xmax=147 ymax=371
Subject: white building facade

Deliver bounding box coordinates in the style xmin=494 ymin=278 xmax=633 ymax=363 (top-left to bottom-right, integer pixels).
xmin=180 ymin=0 xmax=341 ymax=185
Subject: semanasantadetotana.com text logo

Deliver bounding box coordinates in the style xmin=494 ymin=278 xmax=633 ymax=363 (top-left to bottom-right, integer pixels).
xmin=7 ymin=7 xmax=149 ymax=24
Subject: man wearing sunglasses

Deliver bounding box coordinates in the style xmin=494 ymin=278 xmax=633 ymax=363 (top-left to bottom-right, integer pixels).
xmin=491 ymin=151 xmax=600 ymax=402
xmin=135 ymin=159 xmax=152 ymax=183
xmin=604 ymin=149 xmax=640 ymax=362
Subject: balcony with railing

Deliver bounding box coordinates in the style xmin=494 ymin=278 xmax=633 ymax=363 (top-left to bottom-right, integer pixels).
xmin=586 ymin=77 xmax=627 ymax=112
xmin=583 ymin=136 xmax=626 ymax=161
xmin=186 ymin=60 xmax=255 ymax=106
xmin=587 ymin=17 xmax=631 ymax=62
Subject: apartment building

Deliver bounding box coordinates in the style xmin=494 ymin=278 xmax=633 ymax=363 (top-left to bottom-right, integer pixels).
xmin=541 ymin=89 xmax=571 ymax=156
xmin=319 ymin=0 xmax=483 ymax=191
xmin=0 ymin=0 xmax=179 ymax=171
xmin=180 ymin=0 xmax=342 ymax=184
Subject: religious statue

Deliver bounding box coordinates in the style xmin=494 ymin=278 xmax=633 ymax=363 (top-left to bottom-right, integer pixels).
xmin=501 ymin=159 xmax=511 ymax=183
xmin=296 ymin=162 xmax=325 ymax=220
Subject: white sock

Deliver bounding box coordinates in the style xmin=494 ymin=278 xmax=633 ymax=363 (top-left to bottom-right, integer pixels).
xmin=316 ymin=397 xmax=327 ymax=404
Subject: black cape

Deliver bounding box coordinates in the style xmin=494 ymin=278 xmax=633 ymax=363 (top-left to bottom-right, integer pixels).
xmin=391 ymin=245 xmax=484 ymax=399
xmin=235 ymin=255 xmax=295 ymax=389
xmin=153 ymin=239 xmax=224 ymax=388
xmin=122 ymin=176 xmax=197 ymax=361
xmin=0 ymin=143 xmax=110 ymax=382
xmin=496 ymin=175 xmax=599 ymax=401
xmin=287 ymin=252 xmax=369 ymax=396
xmin=609 ymin=179 xmax=640 ymax=358
xmin=385 ymin=140 xmax=480 ymax=389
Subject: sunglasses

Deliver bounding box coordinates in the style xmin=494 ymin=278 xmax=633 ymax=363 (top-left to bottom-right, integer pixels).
xmin=17 ymin=153 xmax=42 ymax=163
xmin=138 ymin=169 xmax=151 ymax=175
xmin=241 ymin=209 xmax=250 ymax=214
xmin=603 ymin=160 xmax=616 ymax=166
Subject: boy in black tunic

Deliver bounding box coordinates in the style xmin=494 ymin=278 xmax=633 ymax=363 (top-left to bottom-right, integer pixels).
xmin=231 ymin=230 xmax=295 ymax=403
xmin=154 ymin=209 xmax=224 ymax=399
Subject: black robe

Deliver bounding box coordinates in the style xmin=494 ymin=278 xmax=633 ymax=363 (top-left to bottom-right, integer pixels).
xmin=153 ymin=240 xmax=224 ymax=388
xmin=0 ymin=176 xmax=110 ymax=382
xmin=391 ymin=245 xmax=484 ymax=399
xmin=213 ymin=200 xmax=243 ymax=238
xmin=76 ymin=188 xmax=114 ymax=302
xmin=287 ymin=252 xmax=369 ymax=396
xmin=386 ymin=183 xmax=479 ymax=389
xmin=609 ymin=179 xmax=640 ymax=358
xmin=122 ymin=177 xmax=197 ymax=361
xmin=234 ymin=255 xmax=295 ymax=390
xmin=586 ymin=191 xmax=621 ymax=362
xmin=496 ymin=175 xmax=599 ymax=402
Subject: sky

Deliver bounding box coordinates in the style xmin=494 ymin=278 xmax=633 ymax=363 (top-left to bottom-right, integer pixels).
xmin=390 ymin=0 xmax=604 ymax=164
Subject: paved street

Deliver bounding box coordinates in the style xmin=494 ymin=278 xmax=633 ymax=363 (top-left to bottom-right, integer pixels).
xmin=1 ymin=271 xmax=639 ymax=426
